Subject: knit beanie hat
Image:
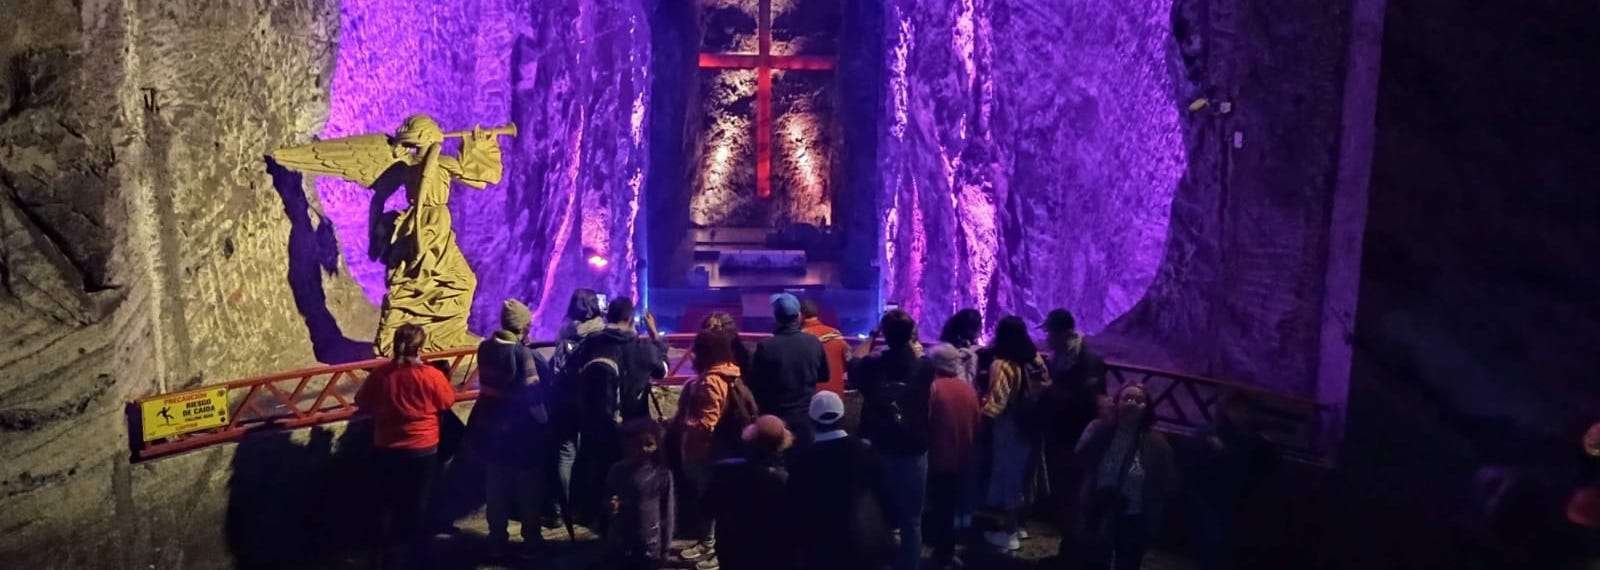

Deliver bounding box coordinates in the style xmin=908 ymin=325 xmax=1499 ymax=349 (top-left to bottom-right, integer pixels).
xmin=742 ymin=415 xmax=795 ymax=453
xmin=929 ymin=344 xmax=963 ymax=377
xmin=501 ymin=299 xmax=532 ymax=332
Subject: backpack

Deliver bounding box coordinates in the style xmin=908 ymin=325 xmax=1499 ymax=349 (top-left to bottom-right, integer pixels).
xmin=1013 ymin=358 xmax=1054 ymax=434
xmin=720 ymin=376 xmax=760 ymax=433
xmin=863 ymin=356 xmax=929 ymax=448
xmin=578 ymin=354 xmax=626 ymax=425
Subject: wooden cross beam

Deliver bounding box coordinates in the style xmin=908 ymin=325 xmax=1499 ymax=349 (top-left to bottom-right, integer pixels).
xmin=697 ymin=0 xmax=836 ymax=199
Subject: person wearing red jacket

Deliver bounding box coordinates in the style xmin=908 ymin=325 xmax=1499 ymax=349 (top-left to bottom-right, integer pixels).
xmin=355 ymin=323 xmax=457 ymax=569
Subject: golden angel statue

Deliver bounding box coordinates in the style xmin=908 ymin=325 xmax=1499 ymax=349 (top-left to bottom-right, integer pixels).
xmin=272 ymin=114 xmax=516 ymax=354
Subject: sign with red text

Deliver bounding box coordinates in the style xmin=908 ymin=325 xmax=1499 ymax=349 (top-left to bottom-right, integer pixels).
xmin=139 ymin=388 xmax=230 ymax=441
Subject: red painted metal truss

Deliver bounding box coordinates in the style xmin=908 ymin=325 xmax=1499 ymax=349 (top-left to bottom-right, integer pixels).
xmin=127 ymin=334 xmax=1332 ymax=465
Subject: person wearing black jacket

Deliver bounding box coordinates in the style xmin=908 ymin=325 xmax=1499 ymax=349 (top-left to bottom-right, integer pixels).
xmin=467 ymin=299 xmax=549 ymax=557
xmin=1039 ymin=308 xmax=1107 ymax=553
xmin=563 ymin=297 xmax=668 ymax=525
xmin=788 ymin=391 xmax=894 ymax=570
xmin=706 ymin=415 xmax=798 ymax=570
xmin=747 ymin=293 xmax=830 ymax=449
xmin=848 ymin=309 xmax=934 ymax=570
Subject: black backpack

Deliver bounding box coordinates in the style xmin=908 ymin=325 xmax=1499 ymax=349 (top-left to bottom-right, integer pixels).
xmin=863 ymin=356 xmax=929 ymax=448
xmin=577 ymin=353 xmax=625 ymax=425
xmin=1013 ymin=358 xmax=1054 ymax=434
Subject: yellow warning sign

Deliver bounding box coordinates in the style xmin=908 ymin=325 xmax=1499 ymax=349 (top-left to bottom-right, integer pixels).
xmin=139 ymin=387 xmax=230 ymax=441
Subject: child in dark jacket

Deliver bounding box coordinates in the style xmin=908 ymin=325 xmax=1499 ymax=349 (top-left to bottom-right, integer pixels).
xmin=606 ymin=419 xmax=676 ymax=570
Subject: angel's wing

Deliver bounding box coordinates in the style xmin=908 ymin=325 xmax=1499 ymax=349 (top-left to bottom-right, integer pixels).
xmin=271 ymin=134 xmax=406 ymax=187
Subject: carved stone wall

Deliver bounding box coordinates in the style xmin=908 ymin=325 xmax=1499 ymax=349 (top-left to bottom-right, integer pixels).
xmin=0 ymin=1 xmax=373 ymax=566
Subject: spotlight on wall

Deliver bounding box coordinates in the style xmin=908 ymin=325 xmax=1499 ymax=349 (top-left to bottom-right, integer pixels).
xmin=587 ymin=255 xmax=610 ymax=270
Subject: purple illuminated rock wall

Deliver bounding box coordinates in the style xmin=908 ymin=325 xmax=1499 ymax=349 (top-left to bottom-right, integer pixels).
xmin=319 ymin=0 xmax=651 ymax=336
xmin=879 ymin=0 xmax=1362 ymax=399
xmin=1102 ymin=0 xmax=1356 ymax=397
xmin=878 ymin=0 xmax=1187 ymax=334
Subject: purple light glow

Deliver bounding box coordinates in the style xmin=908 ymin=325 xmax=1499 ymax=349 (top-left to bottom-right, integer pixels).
xmin=878 ymin=0 xmax=1187 ymax=334
xmin=319 ymin=0 xmax=652 ymax=337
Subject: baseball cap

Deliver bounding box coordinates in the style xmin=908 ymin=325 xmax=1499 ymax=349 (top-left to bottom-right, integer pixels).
xmin=809 ymin=391 xmax=845 ymax=425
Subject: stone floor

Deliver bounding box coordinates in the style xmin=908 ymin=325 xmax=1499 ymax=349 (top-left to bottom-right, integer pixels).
xmin=388 ymin=510 xmax=1197 ymax=570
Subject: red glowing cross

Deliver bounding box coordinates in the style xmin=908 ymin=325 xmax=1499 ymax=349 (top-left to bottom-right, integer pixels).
xmin=698 ymin=0 xmax=836 ymax=199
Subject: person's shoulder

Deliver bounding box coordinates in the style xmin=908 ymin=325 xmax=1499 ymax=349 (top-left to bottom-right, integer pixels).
xmin=421 ymin=363 xmax=453 ymax=383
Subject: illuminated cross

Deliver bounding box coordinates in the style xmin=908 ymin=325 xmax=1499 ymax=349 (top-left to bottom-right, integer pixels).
xmin=698 ymin=0 xmax=836 ymax=199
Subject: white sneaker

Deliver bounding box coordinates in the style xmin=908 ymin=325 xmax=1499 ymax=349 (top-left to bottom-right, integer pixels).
xmin=1007 ymin=533 xmax=1022 ymax=551
xmin=1016 ymin=528 xmax=1030 ymax=540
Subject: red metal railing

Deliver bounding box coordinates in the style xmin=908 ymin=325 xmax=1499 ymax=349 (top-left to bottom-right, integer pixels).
xmin=128 ymin=334 xmax=1332 ymax=464
xmin=128 ymin=347 xmax=493 ymax=461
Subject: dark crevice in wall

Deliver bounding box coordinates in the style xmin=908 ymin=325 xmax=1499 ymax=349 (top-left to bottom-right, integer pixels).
xmin=1 ymin=465 xmax=78 ymax=500
xmin=141 ymin=106 xmax=195 ymax=387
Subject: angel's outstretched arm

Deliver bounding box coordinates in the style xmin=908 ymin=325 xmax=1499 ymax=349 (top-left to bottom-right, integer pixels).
xmin=454 ymin=128 xmax=504 ymax=189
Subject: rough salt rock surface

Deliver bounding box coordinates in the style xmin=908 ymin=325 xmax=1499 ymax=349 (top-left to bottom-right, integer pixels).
xmin=0 ymin=0 xmax=1365 ymax=567
xmin=319 ymin=0 xmax=653 ymax=337
xmin=1 ymin=1 xmax=374 ymax=567
xmin=1102 ymin=0 xmax=1352 ymax=395
xmin=877 ymin=0 xmax=1187 ymax=335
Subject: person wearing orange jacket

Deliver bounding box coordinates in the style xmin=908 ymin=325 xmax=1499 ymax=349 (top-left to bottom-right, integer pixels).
xmin=800 ymin=298 xmax=849 ymax=395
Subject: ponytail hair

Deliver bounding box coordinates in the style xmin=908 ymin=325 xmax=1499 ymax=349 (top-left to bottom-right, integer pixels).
xmin=392 ymin=324 xmax=428 ymax=361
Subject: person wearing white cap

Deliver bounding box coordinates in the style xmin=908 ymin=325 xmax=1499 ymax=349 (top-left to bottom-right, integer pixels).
xmin=787 ymin=392 xmax=894 ymax=570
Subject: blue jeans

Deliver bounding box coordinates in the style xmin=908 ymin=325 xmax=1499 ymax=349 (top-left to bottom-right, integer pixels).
xmin=881 ymin=452 xmax=929 ymax=570
xmin=556 ymin=432 xmax=579 ymax=507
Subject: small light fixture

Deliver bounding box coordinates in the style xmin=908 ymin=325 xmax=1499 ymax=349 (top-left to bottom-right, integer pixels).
xmin=587 ymin=255 xmax=610 ymax=269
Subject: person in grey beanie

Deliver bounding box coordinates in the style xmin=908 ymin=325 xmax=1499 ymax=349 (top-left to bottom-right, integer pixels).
xmin=467 ymin=299 xmax=548 ymax=558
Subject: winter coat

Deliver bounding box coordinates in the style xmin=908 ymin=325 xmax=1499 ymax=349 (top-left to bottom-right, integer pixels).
xmin=564 ymin=324 xmax=667 ymax=424
xmin=1074 ymin=418 xmax=1179 ymax=537
xmin=788 ymin=435 xmax=895 ymax=570
xmin=848 ymin=345 xmax=934 ymax=454
xmin=673 ymin=363 xmax=759 ymax=465
xmin=802 ymin=317 xmax=850 ymax=395
xmin=467 ymin=334 xmax=546 ymax=467
xmin=706 ymin=454 xmax=798 ymax=570
xmin=1044 ymin=335 xmax=1107 ymax=445
xmin=748 ymin=323 xmax=829 ymax=434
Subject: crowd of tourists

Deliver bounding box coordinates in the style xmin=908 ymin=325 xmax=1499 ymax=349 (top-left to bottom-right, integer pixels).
xmin=354 ymin=291 xmax=1288 ymax=570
